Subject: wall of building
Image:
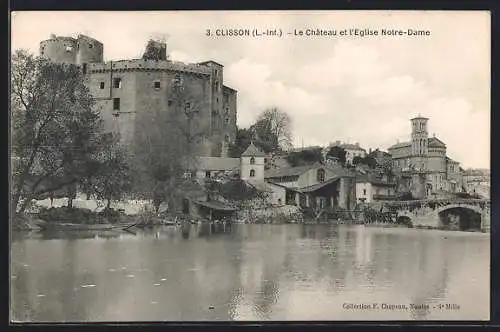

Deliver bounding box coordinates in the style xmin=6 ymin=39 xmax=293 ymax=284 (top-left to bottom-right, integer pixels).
xmin=240 ymin=156 xmax=265 ymax=182
xmin=265 ymin=182 xmax=287 ymax=206
xmin=356 ymin=182 xmax=373 ymax=203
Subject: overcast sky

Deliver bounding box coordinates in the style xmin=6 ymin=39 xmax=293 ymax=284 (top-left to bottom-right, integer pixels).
xmin=11 ymin=11 xmax=490 ymax=169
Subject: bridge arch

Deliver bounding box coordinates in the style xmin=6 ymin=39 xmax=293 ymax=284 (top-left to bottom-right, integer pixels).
xmin=436 ymin=204 xmax=482 ymax=231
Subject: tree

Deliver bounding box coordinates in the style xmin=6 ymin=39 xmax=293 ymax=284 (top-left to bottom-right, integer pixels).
xmin=285 ymin=148 xmax=324 ymax=167
xmin=142 ymin=39 xmax=167 ymax=61
xmin=11 ymin=50 xmax=108 ymax=213
xmin=253 ymin=108 xmax=293 ymax=152
xmin=352 ymin=156 xmax=364 ymax=165
xmin=227 ymin=127 xmax=253 ymax=158
xmin=326 ymin=146 xmax=347 ymax=166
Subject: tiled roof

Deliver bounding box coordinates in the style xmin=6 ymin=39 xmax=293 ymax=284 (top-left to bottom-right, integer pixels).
xmin=265 ymin=163 xmax=352 ymax=179
xmin=428 ymin=137 xmax=446 ymax=148
xmin=299 ymin=176 xmax=342 ymax=193
xmin=265 ymin=164 xmax=321 ymax=178
xmin=194 ymin=157 xmax=239 ymax=171
xmin=388 ymin=141 xmax=411 ymax=149
xmin=241 ymin=142 xmax=266 ymax=157
xmin=339 ymin=143 xmax=366 ymax=151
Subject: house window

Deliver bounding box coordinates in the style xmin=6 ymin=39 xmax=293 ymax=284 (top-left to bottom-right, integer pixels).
xmin=225 ymin=135 xmax=230 ymax=142
xmin=168 ymin=100 xmax=173 ymax=106
xmin=82 ymin=63 xmax=87 ymax=74
xmin=89 ymin=43 xmax=94 ymax=49
xmin=225 ymin=118 xmax=230 ymax=124
xmin=317 ymin=168 xmax=325 ymax=182
xmin=66 ymin=46 xmax=73 ymax=52
xmin=154 ymin=81 xmax=161 ymax=89
xmin=250 ymin=157 xmax=255 ymax=165
xmin=205 ymin=171 xmax=211 ymax=178
xmin=363 ymin=189 xmax=367 ymax=195
xmin=225 ymin=107 xmax=230 ymax=115
xmin=100 ymin=82 xmax=105 ymax=89
xmin=173 ymin=74 xmax=182 ymax=85
xmin=216 ymin=97 xmax=219 ymax=103
xmin=250 ymin=169 xmax=255 ymax=177
xmin=113 ymin=98 xmax=120 ymax=110
xmin=113 ymin=78 xmax=122 ymax=88
xmin=185 ymin=102 xmax=191 ymax=110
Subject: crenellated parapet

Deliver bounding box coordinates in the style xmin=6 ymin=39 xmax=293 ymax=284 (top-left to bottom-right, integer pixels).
xmin=87 ymin=59 xmax=212 ymax=76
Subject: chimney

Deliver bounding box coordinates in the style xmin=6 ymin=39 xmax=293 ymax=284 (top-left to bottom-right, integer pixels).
xmin=369 ymin=148 xmax=372 ymax=154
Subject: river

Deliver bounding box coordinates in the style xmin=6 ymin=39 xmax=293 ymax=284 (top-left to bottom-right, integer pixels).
xmin=10 ymin=224 xmax=490 ymax=322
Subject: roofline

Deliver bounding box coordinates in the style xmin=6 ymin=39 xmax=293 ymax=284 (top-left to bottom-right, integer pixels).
xmin=410 ymin=116 xmax=429 ymax=120
xmin=198 ymin=60 xmax=224 ymax=67
xmin=222 ymin=85 xmax=237 ymax=92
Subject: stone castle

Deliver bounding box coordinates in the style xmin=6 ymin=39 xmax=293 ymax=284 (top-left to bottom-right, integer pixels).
xmin=39 ymin=34 xmax=237 ymax=157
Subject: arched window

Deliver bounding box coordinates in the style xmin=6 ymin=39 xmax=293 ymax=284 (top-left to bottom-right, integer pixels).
xmin=250 ymin=169 xmax=255 ymax=177
xmin=317 ymin=168 xmax=325 ymax=182
xmin=250 ymin=157 xmax=255 ymax=165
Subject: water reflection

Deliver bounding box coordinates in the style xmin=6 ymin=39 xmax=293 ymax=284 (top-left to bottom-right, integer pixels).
xmin=11 ymin=225 xmax=489 ymax=322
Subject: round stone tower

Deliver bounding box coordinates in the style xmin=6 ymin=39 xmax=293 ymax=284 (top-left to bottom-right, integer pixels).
xmin=39 ymin=34 xmax=78 ymax=64
xmin=411 ymin=115 xmax=429 ymax=157
xmin=76 ymin=34 xmax=104 ymax=65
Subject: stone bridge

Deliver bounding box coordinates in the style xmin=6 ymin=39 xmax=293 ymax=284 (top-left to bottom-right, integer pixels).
xmin=381 ymin=199 xmax=490 ymax=232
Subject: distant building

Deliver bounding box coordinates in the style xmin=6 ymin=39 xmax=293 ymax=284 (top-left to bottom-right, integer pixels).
xmin=325 ymin=141 xmax=367 ymax=165
xmin=462 ymin=168 xmax=490 ymax=198
xmin=387 ymin=116 xmax=463 ymax=198
xmin=39 ymin=33 xmax=237 ymax=157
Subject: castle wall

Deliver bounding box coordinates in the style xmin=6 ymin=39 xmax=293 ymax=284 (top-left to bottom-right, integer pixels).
xmin=40 ymin=35 xmax=238 ymax=158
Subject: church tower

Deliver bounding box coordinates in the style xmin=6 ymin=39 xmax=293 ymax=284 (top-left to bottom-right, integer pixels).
xmin=411 ymin=115 xmax=429 ymax=156
xmin=240 ymin=142 xmax=266 ymax=183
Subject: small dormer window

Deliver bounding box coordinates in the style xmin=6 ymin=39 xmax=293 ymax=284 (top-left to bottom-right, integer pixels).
xmin=250 ymin=157 xmax=255 ymax=165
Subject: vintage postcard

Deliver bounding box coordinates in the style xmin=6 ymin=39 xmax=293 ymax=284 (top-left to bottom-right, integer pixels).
xmin=10 ymin=10 xmax=490 ymax=322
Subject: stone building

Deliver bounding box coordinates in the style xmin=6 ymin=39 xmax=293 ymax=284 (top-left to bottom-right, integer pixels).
xmin=387 ymin=116 xmax=463 ymax=198
xmin=324 ymin=141 xmax=367 ymax=165
xmin=39 ymin=34 xmax=237 ymax=157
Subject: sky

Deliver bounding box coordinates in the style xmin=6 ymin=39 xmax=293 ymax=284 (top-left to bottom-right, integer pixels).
xmin=11 ymin=11 xmax=490 ymax=169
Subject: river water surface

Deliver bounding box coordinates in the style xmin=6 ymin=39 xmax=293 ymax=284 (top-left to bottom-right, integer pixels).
xmin=11 ymin=224 xmax=490 ymax=322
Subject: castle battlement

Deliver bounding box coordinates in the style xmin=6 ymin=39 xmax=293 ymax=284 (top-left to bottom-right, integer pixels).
xmin=88 ymin=59 xmax=212 ymax=75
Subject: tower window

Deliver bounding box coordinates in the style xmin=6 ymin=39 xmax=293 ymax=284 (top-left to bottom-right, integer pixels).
xmin=168 ymin=100 xmax=173 ymax=106
xmin=82 ymin=63 xmax=87 ymax=74
xmin=89 ymin=43 xmax=94 ymax=49
xmin=225 ymin=135 xmax=230 ymax=142
xmin=250 ymin=169 xmax=255 ymax=177
xmin=66 ymin=46 xmax=73 ymax=52
xmin=363 ymin=189 xmax=367 ymax=195
xmin=250 ymin=157 xmax=255 ymax=165
xmin=100 ymin=82 xmax=105 ymax=89
xmin=225 ymin=118 xmax=230 ymax=124
xmin=113 ymin=98 xmax=120 ymax=110
xmin=113 ymin=78 xmax=122 ymax=88
xmin=185 ymin=102 xmax=191 ymax=110
xmin=154 ymin=81 xmax=161 ymax=89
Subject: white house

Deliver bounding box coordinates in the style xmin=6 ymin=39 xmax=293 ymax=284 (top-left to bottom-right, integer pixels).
xmin=355 ymin=174 xmax=397 ymax=203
